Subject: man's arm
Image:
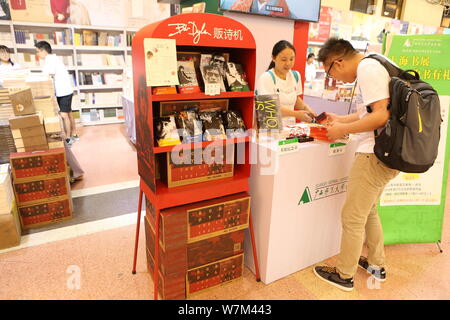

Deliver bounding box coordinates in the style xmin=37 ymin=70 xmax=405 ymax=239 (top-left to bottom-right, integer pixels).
xmin=326 ymin=98 xmax=390 ymax=140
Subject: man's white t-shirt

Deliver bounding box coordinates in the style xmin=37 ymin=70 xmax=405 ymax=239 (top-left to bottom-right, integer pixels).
xmin=256 ymin=68 xmax=303 ymax=126
xmin=354 ymin=54 xmax=393 ymax=153
xmin=43 ymin=54 xmax=73 ymax=97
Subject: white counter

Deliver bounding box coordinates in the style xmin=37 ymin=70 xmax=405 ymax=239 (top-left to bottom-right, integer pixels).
xmin=244 ymin=138 xmax=359 ymax=284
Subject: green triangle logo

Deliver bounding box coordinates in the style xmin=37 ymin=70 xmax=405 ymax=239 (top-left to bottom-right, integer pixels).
xmin=298 ymin=187 xmax=312 ymax=205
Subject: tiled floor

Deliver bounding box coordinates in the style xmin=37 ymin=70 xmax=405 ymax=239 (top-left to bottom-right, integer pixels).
xmin=70 ymin=124 xmax=139 ymax=190
xmin=0 ymin=124 xmax=449 ymax=300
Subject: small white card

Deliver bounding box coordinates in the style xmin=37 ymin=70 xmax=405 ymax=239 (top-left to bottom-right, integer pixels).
xmin=329 ymin=142 xmax=346 ymax=156
xmin=205 ymin=83 xmax=220 ymax=96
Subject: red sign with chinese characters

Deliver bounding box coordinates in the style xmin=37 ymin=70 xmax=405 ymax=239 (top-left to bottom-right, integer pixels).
xmin=144 ymin=13 xmax=255 ymax=48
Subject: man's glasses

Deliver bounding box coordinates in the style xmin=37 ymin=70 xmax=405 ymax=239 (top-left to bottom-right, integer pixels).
xmin=325 ymin=58 xmax=343 ymax=81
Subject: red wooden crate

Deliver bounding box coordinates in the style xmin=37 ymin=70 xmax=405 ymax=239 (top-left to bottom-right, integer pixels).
xmin=145 ymin=215 xmax=244 ymax=275
xmin=18 ymin=197 xmax=72 ymax=229
xmin=145 ymin=192 xmax=250 ymax=246
xmin=186 ymin=254 xmax=243 ymax=297
xmin=10 ymin=148 xmax=67 ymax=181
xmin=13 ymin=176 xmax=69 ymax=205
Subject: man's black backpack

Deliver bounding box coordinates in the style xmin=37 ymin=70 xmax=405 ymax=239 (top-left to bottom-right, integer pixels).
xmin=364 ymin=54 xmax=441 ymax=173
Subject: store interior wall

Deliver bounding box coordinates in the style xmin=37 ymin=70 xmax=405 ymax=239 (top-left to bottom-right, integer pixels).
xmin=223 ymin=12 xmax=295 ymax=86
xmin=402 ymin=0 xmax=445 ymax=27
xmin=320 ymin=0 xmax=445 ymax=27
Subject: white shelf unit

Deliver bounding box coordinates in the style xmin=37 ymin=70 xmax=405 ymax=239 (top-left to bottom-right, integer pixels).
xmin=3 ymin=20 xmax=136 ymax=126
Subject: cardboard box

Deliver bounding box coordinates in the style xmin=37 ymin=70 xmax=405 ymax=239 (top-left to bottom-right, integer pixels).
xmin=34 ymin=97 xmax=59 ymax=118
xmin=146 ymin=248 xmax=186 ymax=300
xmin=145 ymin=215 xmax=245 ymax=275
xmin=13 ymin=176 xmax=70 ymax=206
xmin=186 ymin=254 xmax=243 ymax=297
xmin=163 ymin=145 xmax=234 ymax=188
xmin=48 ymin=141 xmax=64 ymax=149
xmin=26 ymin=80 xmax=55 ymax=99
xmin=9 ymin=88 xmax=35 ymax=116
xmin=44 ymin=117 xmax=63 ymax=133
xmin=0 ymin=201 xmax=21 ymax=250
xmin=10 ymin=148 xmax=67 ymax=181
xmin=0 ymin=164 xmax=14 ymax=215
xmin=11 ymin=125 xmax=46 ymax=139
xmin=146 ymin=193 xmax=250 ymax=246
xmin=16 ymin=145 xmax=49 ymax=153
xmin=18 ymin=197 xmax=73 ymax=229
xmin=14 ymin=134 xmax=48 ymax=149
xmin=9 ymin=112 xmax=43 ymax=130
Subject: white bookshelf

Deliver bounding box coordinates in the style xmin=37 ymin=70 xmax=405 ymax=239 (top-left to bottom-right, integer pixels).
xmin=3 ymin=20 xmax=136 ymax=126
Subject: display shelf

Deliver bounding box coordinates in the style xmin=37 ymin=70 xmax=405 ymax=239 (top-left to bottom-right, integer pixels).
xmin=152 ymin=173 xmax=249 ymax=210
xmin=79 ymin=104 xmax=123 ymax=109
xmin=77 ymin=66 xmax=124 ymax=71
xmin=11 ymin=21 xmax=71 ymax=28
xmin=72 ymin=24 xmax=124 ymax=32
xmin=78 ymin=85 xmax=123 ymax=90
xmin=82 ymin=119 xmax=124 ymax=126
xmin=5 ymin=21 xmax=133 ymax=126
xmin=153 ymin=136 xmax=250 ymax=154
xmin=75 ymin=45 xmax=125 ymax=51
xmin=16 ymin=44 xmax=73 ymax=50
xmin=151 ymin=91 xmax=254 ymax=102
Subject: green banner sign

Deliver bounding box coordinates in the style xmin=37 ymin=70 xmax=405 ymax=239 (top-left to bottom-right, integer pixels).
xmin=379 ymin=34 xmax=450 ymax=244
xmin=385 ymin=34 xmax=450 ymax=95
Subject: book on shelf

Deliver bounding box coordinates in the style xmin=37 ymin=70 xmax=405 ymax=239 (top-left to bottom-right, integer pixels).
xmin=225 ymin=62 xmax=250 ymax=92
xmin=200 ymin=53 xmax=226 ymax=92
xmin=176 ymin=60 xmax=200 ymax=94
xmin=98 ymin=32 xmax=108 ymax=46
xmin=82 ymin=30 xmax=98 ymax=46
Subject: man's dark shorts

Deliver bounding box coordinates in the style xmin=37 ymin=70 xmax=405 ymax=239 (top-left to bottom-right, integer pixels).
xmin=57 ymin=94 xmax=73 ymax=113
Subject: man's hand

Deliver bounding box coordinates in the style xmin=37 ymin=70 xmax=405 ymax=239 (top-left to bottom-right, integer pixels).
xmin=326 ymin=122 xmax=347 ymax=141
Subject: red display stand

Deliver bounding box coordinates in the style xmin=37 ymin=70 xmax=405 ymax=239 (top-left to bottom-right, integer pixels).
xmin=130 ymin=13 xmax=260 ymax=300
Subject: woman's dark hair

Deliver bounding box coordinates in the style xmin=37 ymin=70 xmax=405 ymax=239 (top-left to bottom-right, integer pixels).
xmin=35 ymin=41 xmax=53 ymax=54
xmin=307 ymin=53 xmax=315 ymax=60
xmin=267 ymin=40 xmax=296 ymax=70
xmin=0 ymin=45 xmax=14 ymax=66
xmin=317 ymin=38 xmax=357 ymax=64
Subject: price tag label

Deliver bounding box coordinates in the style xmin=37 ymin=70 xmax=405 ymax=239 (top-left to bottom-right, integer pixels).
xmin=205 ymin=83 xmax=220 ymax=96
xmin=329 ymin=142 xmax=346 ymax=156
xmin=278 ymin=138 xmax=299 ymax=155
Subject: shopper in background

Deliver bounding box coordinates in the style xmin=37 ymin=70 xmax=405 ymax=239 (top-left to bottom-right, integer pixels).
xmin=35 ymin=40 xmax=78 ymax=145
xmin=312 ymin=38 xmax=399 ymax=291
xmin=256 ymin=40 xmax=316 ymax=126
xmin=305 ymin=53 xmax=317 ymax=82
xmin=0 ymin=45 xmax=21 ymax=73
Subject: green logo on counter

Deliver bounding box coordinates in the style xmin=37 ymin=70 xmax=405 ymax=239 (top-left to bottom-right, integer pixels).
xmin=298 ymin=178 xmax=349 ymax=205
xmin=298 ymin=187 xmax=312 ymax=205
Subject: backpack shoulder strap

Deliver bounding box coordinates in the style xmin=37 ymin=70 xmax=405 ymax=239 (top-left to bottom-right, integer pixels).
xmin=267 ymin=70 xmax=276 ymax=84
xmin=291 ymin=70 xmax=300 ymax=83
xmin=363 ymin=54 xmax=419 ymax=80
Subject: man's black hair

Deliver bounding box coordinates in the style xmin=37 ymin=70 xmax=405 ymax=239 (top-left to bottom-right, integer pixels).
xmin=35 ymin=41 xmax=53 ymax=54
xmin=318 ymin=38 xmax=357 ymax=64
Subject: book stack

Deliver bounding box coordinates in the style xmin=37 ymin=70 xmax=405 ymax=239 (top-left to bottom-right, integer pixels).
xmin=0 ymin=164 xmax=21 ymax=250
xmin=0 ymin=120 xmax=17 ymax=164
xmin=9 ymin=148 xmax=72 ymax=229
xmin=145 ymin=193 xmax=250 ymax=299
xmin=9 ymin=112 xmax=48 ymax=152
xmin=0 ymin=89 xmax=14 ymax=121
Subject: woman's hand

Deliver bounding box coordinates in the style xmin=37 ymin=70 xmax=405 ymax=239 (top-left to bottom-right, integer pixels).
xmin=294 ymin=110 xmax=314 ymax=123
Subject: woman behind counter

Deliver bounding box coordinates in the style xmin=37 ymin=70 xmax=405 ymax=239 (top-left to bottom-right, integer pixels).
xmin=256 ymin=40 xmax=316 ymax=126
xmin=0 ymin=45 xmax=21 ymax=73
